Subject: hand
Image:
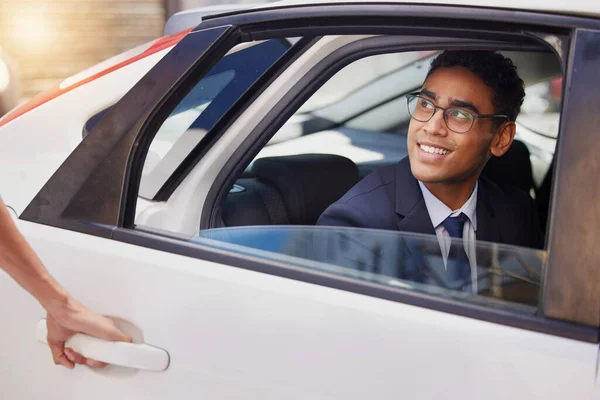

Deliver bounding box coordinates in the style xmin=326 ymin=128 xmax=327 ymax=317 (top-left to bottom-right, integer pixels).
xmin=46 ymin=298 xmax=131 ymax=369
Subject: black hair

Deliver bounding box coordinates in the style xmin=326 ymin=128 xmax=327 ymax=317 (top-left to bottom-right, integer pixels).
xmin=427 ymin=50 xmax=525 ymax=122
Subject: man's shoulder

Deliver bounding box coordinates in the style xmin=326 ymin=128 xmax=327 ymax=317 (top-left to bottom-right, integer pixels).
xmin=478 ymin=175 xmax=542 ymax=248
xmin=479 ymin=175 xmax=533 ymax=207
xmin=337 ymin=161 xmax=404 ymax=205
xmin=317 ymin=160 xmax=407 ymax=230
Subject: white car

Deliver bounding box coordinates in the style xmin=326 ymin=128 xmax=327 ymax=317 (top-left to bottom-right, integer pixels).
xmin=0 ymin=1 xmax=598 ymax=399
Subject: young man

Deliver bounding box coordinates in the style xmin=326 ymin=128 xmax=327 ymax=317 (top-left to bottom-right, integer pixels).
xmin=318 ymin=51 xmax=542 ymax=286
xmin=0 ymin=197 xmax=130 ymax=369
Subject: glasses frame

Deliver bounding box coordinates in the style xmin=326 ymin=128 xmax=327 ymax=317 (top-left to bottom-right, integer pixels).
xmin=406 ymin=92 xmax=510 ymax=133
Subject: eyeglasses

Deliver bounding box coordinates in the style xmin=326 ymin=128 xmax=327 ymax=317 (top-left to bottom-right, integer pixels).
xmin=406 ymin=93 xmax=509 ymax=133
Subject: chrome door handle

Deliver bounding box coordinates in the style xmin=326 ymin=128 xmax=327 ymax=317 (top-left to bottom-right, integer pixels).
xmin=36 ymin=319 xmax=169 ymax=371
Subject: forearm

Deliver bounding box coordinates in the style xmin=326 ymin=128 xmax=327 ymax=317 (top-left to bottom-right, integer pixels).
xmin=0 ymin=198 xmax=69 ymax=314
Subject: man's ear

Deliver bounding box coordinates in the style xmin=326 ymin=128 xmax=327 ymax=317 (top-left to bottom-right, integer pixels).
xmin=490 ymin=121 xmax=516 ymax=157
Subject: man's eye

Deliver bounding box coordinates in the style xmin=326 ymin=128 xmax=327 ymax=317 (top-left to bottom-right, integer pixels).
xmin=450 ymin=109 xmax=472 ymax=120
xmin=419 ymin=99 xmax=434 ymax=109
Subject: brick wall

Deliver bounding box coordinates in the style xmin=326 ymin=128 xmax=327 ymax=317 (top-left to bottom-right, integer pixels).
xmin=0 ymin=0 xmax=166 ymax=100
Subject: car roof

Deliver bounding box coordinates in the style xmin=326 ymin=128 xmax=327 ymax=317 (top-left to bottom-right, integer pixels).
xmin=165 ymin=4 xmax=267 ymax=35
xmin=246 ymin=0 xmax=600 ymax=18
xmin=166 ymin=0 xmax=598 ymax=37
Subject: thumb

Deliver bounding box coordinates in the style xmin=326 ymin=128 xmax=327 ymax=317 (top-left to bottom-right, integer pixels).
xmin=71 ymin=311 xmax=132 ymax=343
xmin=92 ymin=317 xmax=132 ymax=343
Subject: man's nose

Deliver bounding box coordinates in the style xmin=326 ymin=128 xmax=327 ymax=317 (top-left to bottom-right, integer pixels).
xmin=423 ymin=108 xmax=449 ymax=136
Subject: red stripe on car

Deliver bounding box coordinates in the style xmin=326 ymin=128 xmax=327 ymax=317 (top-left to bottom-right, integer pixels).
xmin=0 ymin=28 xmax=192 ymax=129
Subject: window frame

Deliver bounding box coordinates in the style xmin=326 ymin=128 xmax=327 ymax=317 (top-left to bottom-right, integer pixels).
xmin=19 ymin=4 xmax=600 ymax=339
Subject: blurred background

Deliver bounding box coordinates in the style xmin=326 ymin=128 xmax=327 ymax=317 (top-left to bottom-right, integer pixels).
xmin=0 ymin=0 xmax=272 ymax=116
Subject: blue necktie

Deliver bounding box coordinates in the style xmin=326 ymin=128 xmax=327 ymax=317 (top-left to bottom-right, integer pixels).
xmin=442 ymin=213 xmax=471 ymax=287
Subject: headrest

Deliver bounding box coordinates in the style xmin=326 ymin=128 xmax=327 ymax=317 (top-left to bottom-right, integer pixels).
xmin=482 ymin=139 xmax=533 ymax=194
xmin=252 ymin=154 xmax=359 ymax=225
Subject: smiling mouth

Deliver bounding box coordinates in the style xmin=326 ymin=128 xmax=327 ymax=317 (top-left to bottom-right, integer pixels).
xmin=419 ymin=143 xmax=450 ymax=155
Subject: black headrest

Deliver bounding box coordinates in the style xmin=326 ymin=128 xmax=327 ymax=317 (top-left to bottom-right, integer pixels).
xmin=252 ymin=154 xmax=359 ymax=225
xmin=482 ymin=139 xmax=533 ymax=194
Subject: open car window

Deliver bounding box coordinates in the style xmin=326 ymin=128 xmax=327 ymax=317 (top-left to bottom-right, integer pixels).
xmin=249 ymin=50 xmax=561 ymax=189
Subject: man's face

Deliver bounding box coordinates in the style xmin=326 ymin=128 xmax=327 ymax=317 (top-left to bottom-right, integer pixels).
xmin=407 ymin=66 xmax=497 ymax=185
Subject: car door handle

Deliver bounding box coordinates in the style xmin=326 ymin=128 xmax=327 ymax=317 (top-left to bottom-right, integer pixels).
xmin=36 ymin=319 xmax=170 ymax=371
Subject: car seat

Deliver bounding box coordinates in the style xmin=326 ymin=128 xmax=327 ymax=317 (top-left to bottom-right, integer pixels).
xmin=223 ymin=154 xmax=360 ymax=226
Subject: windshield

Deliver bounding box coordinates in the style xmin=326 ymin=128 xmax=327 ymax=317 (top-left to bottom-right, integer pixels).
xmin=195 ymin=226 xmax=543 ymax=314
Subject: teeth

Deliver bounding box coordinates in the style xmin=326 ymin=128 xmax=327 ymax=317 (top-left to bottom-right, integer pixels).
xmin=420 ymin=144 xmax=449 ymax=155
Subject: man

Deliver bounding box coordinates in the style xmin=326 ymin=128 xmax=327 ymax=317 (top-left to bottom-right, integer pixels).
xmin=318 ymin=51 xmax=542 ymax=287
xmin=0 ymin=196 xmax=130 ymax=368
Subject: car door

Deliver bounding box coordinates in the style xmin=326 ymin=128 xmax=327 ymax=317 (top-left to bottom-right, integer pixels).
xmin=3 ymin=4 xmax=600 ymax=400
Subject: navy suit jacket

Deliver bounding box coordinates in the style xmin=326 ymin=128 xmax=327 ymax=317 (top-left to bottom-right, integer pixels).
xmin=317 ymin=157 xmax=543 ymax=250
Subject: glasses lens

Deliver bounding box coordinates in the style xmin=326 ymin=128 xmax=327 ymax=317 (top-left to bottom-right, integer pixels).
xmin=444 ymin=107 xmax=474 ymax=133
xmin=407 ymin=96 xmax=435 ymax=122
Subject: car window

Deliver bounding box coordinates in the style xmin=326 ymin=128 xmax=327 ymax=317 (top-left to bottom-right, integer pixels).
xmin=297 ymin=51 xmax=430 ymax=113
xmin=138 ymin=38 xmax=292 ymax=199
xmin=196 ymin=226 xmax=543 ymax=314
xmin=210 ymin=47 xmax=560 ymax=313
xmin=515 ymin=77 xmax=561 ymax=185
xmin=249 ymin=50 xmax=560 ymax=186
xmin=250 ymin=51 xmax=429 ymax=177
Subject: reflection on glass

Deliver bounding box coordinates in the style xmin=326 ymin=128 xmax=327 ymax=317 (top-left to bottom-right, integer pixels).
xmin=194 ymin=226 xmax=544 ymax=314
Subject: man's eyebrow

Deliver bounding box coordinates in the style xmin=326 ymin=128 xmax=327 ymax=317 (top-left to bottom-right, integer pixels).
xmin=419 ymin=89 xmax=437 ymax=100
xmin=419 ymin=89 xmax=482 ymax=114
xmin=450 ymin=99 xmax=480 ymax=114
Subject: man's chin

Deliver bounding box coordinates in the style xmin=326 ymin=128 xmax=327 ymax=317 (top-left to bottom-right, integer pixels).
xmin=412 ymin=172 xmax=448 ymax=184
xmin=409 ymin=160 xmax=448 ymax=183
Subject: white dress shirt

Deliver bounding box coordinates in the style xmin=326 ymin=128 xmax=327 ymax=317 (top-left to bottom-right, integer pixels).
xmin=418 ymin=181 xmax=478 ymax=291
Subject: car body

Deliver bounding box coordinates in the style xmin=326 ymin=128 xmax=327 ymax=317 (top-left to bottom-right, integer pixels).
xmin=0 ymin=1 xmax=599 ymax=399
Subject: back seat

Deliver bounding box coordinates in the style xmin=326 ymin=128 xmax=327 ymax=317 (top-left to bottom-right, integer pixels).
xmin=223 ymin=154 xmax=359 ymax=227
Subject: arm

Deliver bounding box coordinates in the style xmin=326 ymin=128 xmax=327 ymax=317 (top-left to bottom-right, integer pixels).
xmin=317 ymin=202 xmax=373 ymax=228
xmin=0 ymin=197 xmax=130 ymax=368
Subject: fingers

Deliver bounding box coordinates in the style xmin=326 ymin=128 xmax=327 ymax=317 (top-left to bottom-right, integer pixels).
xmin=48 ymin=339 xmax=74 ymax=369
xmin=64 ymin=348 xmax=86 ymax=365
xmin=85 ymin=359 xmax=107 ymax=368
xmin=64 ymin=348 xmax=107 ymax=368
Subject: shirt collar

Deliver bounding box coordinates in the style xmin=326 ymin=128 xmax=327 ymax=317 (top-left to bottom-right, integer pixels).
xmin=418 ymin=180 xmax=478 ymax=231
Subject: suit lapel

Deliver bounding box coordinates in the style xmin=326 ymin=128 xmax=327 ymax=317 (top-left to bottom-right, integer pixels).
xmin=475 ymin=179 xmax=502 ymax=243
xmin=394 ymin=158 xmax=436 ymax=236
xmin=393 ymin=159 xmax=443 ymax=283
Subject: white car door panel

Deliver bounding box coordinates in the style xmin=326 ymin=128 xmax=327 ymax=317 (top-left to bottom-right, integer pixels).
xmin=0 ymin=219 xmax=596 ymax=399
